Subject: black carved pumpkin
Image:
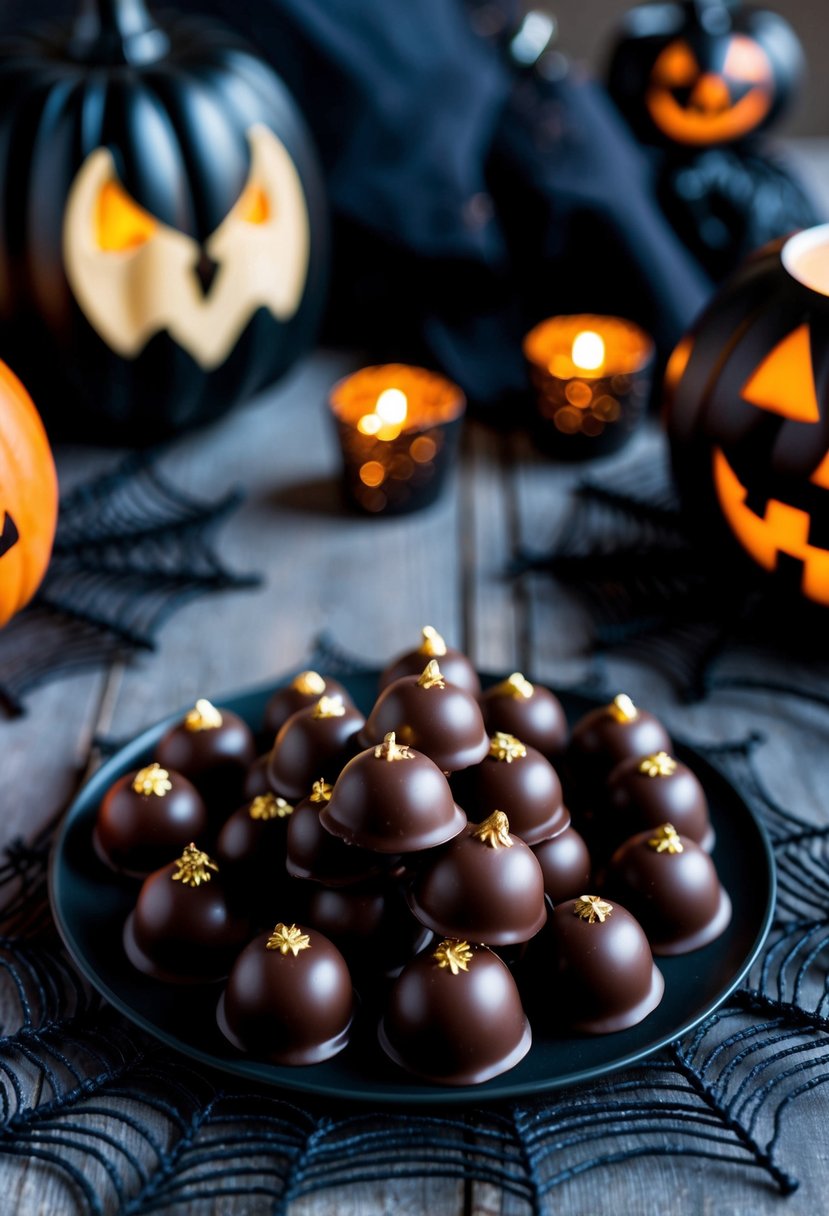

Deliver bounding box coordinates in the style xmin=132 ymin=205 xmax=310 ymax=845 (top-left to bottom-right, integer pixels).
xmin=0 ymin=0 xmax=327 ymax=442
xmin=607 ymin=0 xmax=803 ymax=149
xmin=666 ymin=224 xmax=829 ymax=609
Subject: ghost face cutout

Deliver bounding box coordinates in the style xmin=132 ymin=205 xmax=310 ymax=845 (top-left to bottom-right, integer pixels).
xmin=63 ymin=124 xmax=310 ymax=370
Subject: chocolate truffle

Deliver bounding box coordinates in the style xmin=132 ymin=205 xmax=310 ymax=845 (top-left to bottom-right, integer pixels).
xmin=568 ymin=694 xmax=672 ymax=787
xmin=605 ymin=824 xmax=731 ymax=955
xmin=379 ymin=939 xmax=531 ymax=1085
xmin=408 ymin=812 xmax=547 ymax=946
xmin=379 ymin=626 xmax=481 ymax=697
xmin=358 ymin=660 xmax=489 ymax=773
xmin=216 ymin=792 xmax=296 ymax=897
xmin=268 ymin=695 xmax=365 ymax=800
xmin=287 ymin=779 xmax=393 ymax=886
xmin=321 ymin=732 xmax=466 ymax=853
xmin=532 ymin=825 xmax=592 ymax=905
xmin=123 ymin=844 xmax=251 ymax=984
xmin=481 ymin=672 xmax=568 ymax=757
xmin=243 ymin=754 xmax=274 ymax=801
xmin=263 ymin=671 xmax=351 ymax=738
xmin=304 ymin=881 xmax=432 ymax=977
xmin=452 ymin=733 xmax=568 ymax=846
xmin=541 ymin=895 xmax=664 ymax=1033
xmin=218 ymin=923 xmax=354 ymax=1064
xmin=156 ymin=699 xmax=256 ymax=810
xmin=605 ymin=752 xmax=714 ymax=852
xmin=94 ymin=762 xmax=207 ymax=878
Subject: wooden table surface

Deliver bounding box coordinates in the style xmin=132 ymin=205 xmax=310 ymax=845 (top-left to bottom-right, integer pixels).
xmin=3 ymin=141 xmax=829 ymax=1214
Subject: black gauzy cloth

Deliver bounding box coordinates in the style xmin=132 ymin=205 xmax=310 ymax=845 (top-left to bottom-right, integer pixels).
xmin=0 ymin=0 xmax=713 ymax=415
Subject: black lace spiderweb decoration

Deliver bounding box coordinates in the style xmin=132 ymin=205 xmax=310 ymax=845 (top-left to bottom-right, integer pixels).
xmin=0 ymin=455 xmax=260 ymax=716
xmin=513 ymin=441 xmax=829 ymax=706
xmin=0 ymin=640 xmax=826 ymax=1213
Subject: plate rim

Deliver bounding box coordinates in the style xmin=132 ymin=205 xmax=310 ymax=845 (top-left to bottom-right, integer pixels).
xmin=49 ymin=671 xmax=777 ymax=1107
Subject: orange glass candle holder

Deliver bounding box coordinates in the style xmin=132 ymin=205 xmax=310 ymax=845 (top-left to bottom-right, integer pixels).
xmin=523 ymin=315 xmax=655 ymax=460
xmin=329 ymin=364 xmax=466 ymax=515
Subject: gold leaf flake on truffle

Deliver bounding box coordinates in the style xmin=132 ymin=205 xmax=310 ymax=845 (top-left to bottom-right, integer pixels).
xmin=418 ymin=625 xmax=447 ymax=657
xmin=312 ymin=695 xmax=346 ymax=719
xmin=266 ymin=923 xmax=311 ymax=956
xmin=648 ymin=823 xmax=684 ymax=854
xmin=433 ymin=939 xmax=474 ymax=975
xmin=132 ymin=763 xmax=172 ymax=797
xmin=638 ymin=752 xmax=677 ymax=778
xmin=249 ymin=794 xmax=294 ymax=820
xmin=171 ymin=843 xmax=218 ymax=887
xmin=489 ymin=732 xmax=527 ymax=763
xmin=374 ymin=731 xmax=414 ymax=762
xmin=310 ymin=779 xmax=333 ymax=804
xmin=291 ymin=670 xmax=326 ymax=696
xmin=608 ymin=693 xmax=639 ymax=723
xmin=494 ymin=672 xmax=534 ymax=699
xmin=417 ymin=659 xmax=446 ymax=690
xmin=574 ymin=895 xmax=614 ymax=924
xmin=184 ymin=699 xmax=224 ymax=731
xmin=472 ymin=811 xmax=514 ymax=849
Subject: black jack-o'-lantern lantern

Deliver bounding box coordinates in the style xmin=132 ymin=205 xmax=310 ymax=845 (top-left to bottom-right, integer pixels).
xmin=666 ymin=224 xmax=829 ymax=610
xmin=607 ymin=0 xmax=803 ymax=150
xmin=0 ymin=0 xmax=327 ymax=442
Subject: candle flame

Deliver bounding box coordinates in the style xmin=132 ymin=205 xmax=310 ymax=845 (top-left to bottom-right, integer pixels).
xmin=571 ymin=330 xmax=605 ymax=372
xmin=357 ymin=387 xmax=409 ymax=440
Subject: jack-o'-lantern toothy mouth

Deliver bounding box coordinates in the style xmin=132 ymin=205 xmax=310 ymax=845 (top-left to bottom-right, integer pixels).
xmin=713 ymin=447 xmax=829 ymax=605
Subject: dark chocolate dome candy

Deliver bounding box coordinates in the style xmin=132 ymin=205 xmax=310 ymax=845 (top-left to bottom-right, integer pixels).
xmin=263 ymin=671 xmax=351 ymax=738
xmin=379 ymin=626 xmax=482 ymax=697
xmin=218 ymin=923 xmax=354 ymax=1065
xmin=532 ymin=825 xmax=592 ymax=905
xmin=379 ymin=939 xmax=531 ymax=1084
xmin=243 ymin=754 xmax=274 ymax=801
xmin=543 ymin=895 xmax=664 ymax=1033
xmin=481 ymin=672 xmax=568 ymax=757
xmin=605 ymin=824 xmax=731 ymax=955
xmin=216 ymin=792 xmax=295 ymax=892
xmin=304 ymin=881 xmax=432 ymax=976
xmin=156 ymin=699 xmax=256 ymax=809
xmin=123 ymin=844 xmax=251 ymax=984
xmin=287 ymin=779 xmax=393 ymax=885
xmin=408 ymin=811 xmax=547 ymax=946
xmin=568 ymin=694 xmax=672 ymax=784
xmin=268 ymin=695 xmax=365 ymax=800
xmin=454 ymin=733 xmax=568 ymax=846
xmin=321 ymin=732 xmax=466 ymax=853
xmin=358 ymin=660 xmax=489 ymax=772
xmin=606 ymin=752 xmax=714 ymax=852
xmin=94 ymin=762 xmax=207 ymax=878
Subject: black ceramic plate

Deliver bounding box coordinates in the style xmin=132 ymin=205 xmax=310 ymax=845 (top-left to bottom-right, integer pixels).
xmin=50 ymin=672 xmax=775 ymax=1106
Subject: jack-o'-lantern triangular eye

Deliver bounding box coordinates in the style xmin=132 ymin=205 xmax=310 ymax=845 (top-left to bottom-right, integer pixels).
xmin=653 ymin=41 xmax=698 ymax=87
xmin=741 ymin=325 xmax=820 ymax=423
xmin=96 ymin=180 xmax=157 ymax=252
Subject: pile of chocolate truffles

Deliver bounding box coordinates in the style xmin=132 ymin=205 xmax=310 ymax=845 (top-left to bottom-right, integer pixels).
xmin=96 ymin=628 xmax=731 ymax=1086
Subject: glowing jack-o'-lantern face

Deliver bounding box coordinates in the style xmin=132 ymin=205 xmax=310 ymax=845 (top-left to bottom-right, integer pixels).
xmin=63 ymin=124 xmax=310 ymax=371
xmin=646 ymin=35 xmax=774 ymax=146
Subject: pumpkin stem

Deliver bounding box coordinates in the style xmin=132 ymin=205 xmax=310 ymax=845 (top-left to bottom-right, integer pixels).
xmin=69 ymin=0 xmax=168 ymax=65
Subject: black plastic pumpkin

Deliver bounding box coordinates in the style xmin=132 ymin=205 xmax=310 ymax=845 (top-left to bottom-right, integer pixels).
xmin=607 ymin=0 xmax=803 ymax=150
xmin=666 ymin=224 xmax=829 ymax=609
xmin=0 ymin=0 xmax=327 ymax=442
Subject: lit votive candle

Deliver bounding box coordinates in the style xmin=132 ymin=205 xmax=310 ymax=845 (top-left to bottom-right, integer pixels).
xmin=523 ymin=315 xmax=654 ymax=460
xmin=329 ymin=364 xmax=466 ymax=514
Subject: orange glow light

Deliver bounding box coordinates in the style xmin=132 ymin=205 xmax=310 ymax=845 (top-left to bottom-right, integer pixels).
xmin=96 ymin=180 xmax=157 ymax=252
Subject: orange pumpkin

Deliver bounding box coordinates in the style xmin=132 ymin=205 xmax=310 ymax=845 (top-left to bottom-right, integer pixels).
xmin=0 ymin=362 xmax=58 ymax=627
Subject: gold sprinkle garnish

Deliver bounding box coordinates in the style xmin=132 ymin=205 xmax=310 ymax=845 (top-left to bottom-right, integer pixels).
xmin=608 ymin=693 xmax=638 ymax=723
xmin=493 ymin=672 xmax=535 ymax=700
xmin=291 ymin=670 xmax=326 ymax=697
xmin=374 ymin=731 xmax=414 ymax=761
xmin=433 ymin=939 xmax=474 ymax=975
xmin=249 ymin=794 xmax=293 ymax=820
xmin=171 ymin=843 xmax=218 ymax=888
xmin=132 ymin=763 xmax=172 ymax=798
xmin=488 ymin=732 xmax=527 ymax=763
xmin=310 ymin=779 xmax=333 ymax=804
xmin=184 ymin=699 xmax=223 ymax=731
xmin=312 ymin=695 xmax=346 ymax=719
xmin=648 ymin=823 xmax=684 ymax=854
xmin=417 ymin=659 xmax=446 ymax=689
xmin=574 ymin=895 xmax=614 ymax=924
xmin=472 ymin=811 xmax=513 ymax=849
xmin=418 ymin=625 xmax=447 ymax=657
xmin=638 ymin=752 xmax=677 ymax=778
xmin=266 ymin=923 xmax=311 ymax=956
